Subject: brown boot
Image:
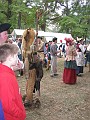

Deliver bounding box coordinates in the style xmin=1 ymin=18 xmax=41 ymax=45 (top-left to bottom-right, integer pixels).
xmin=46 ymin=60 xmax=50 ymax=70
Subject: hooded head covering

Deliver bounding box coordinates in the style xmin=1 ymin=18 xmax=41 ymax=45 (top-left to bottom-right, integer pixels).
xmin=0 ymin=23 xmax=11 ymax=33
xmin=64 ymin=37 xmax=74 ymax=46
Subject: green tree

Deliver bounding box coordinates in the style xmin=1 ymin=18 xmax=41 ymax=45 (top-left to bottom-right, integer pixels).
xmin=0 ymin=0 xmax=36 ymax=29
xmin=0 ymin=0 xmax=90 ymax=40
xmin=55 ymin=0 xmax=90 ymax=39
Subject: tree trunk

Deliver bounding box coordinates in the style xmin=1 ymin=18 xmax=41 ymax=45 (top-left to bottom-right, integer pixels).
xmin=18 ymin=12 xmax=21 ymax=29
xmin=7 ymin=0 xmax=12 ymax=20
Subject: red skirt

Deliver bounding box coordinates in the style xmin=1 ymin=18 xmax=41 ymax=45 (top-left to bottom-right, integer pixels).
xmin=63 ymin=68 xmax=77 ymax=84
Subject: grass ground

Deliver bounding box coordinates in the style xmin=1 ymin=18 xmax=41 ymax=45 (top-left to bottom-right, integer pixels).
xmin=17 ymin=57 xmax=90 ymax=120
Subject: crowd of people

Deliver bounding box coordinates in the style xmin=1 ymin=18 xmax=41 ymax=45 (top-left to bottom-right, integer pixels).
xmin=38 ymin=36 xmax=90 ymax=85
xmin=0 ymin=22 xmax=90 ymax=120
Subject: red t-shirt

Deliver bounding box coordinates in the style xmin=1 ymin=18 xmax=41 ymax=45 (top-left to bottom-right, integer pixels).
xmin=0 ymin=64 xmax=26 ymax=120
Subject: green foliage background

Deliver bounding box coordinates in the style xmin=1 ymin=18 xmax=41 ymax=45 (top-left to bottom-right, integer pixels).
xmin=0 ymin=0 xmax=90 ymax=39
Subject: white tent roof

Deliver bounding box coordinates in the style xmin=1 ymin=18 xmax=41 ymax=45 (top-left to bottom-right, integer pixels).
xmin=42 ymin=32 xmax=72 ymax=43
xmin=11 ymin=29 xmax=45 ymax=41
xmin=11 ymin=29 xmax=72 ymax=43
xmin=12 ymin=29 xmax=25 ymax=36
xmin=11 ymin=29 xmax=44 ymax=36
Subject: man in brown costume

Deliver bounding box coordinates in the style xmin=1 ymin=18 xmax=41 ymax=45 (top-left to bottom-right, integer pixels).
xmin=22 ymin=28 xmax=43 ymax=108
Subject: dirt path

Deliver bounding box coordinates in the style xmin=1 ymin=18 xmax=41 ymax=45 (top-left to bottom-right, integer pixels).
xmin=17 ymin=58 xmax=90 ymax=120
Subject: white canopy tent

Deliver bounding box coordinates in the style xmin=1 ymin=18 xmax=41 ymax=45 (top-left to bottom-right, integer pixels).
xmin=43 ymin=32 xmax=72 ymax=43
xmin=11 ymin=29 xmax=72 ymax=43
xmin=11 ymin=29 xmax=45 ymax=41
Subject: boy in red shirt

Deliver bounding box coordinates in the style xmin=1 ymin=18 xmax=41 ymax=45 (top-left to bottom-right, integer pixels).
xmin=0 ymin=43 xmax=26 ymax=120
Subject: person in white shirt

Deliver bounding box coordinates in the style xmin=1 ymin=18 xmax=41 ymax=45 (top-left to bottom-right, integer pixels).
xmin=76 ymin=38 xmax=86 ymax=76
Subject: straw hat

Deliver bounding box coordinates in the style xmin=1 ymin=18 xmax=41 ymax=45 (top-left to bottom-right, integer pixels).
xmin=76 ymin=37 xmax=84 ymax=42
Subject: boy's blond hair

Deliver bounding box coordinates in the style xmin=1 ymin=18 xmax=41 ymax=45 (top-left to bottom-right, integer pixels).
xmin=0 ymin=43 xmax=19 ymax=63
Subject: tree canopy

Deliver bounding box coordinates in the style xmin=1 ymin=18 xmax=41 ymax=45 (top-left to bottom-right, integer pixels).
xmin=0 ymin=0 xmax=90 ymax=39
